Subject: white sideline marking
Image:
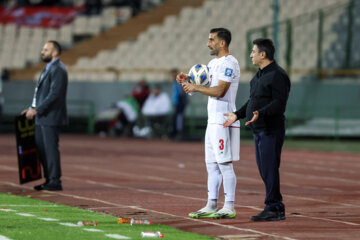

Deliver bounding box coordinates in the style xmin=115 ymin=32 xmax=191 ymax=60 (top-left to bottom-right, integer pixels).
xmin=69 ymin=174 xmax=360 ymax=210
xmin=65 ymin=176 xmax=262 ymax=211
xmin=59 ymin=222 xmax=80 ymax=227
xmin=0 ymin=162 xmax=354 ymax=194
xmin=0 ymin=235 xmax=13 ymax=240
xmin=2 ymin=179 xmax=360 ymax=230
xmin=65 ymin=176 xmax=360 ymax=228
xmin=2 ymin=176 xmax=359 ymax=239
xmin=0 ymin=188 xmax=128 ymax=239
xmin=293 ymin=214 xmax=360 ymax=226
xmin=50 ymin=191 xmax=296 ymax=240
xmin=105 ymin=234 xmax=130 ymax=239
xmin=219 ymin=234 xmax=261 ymax=238
xmin=0 ymin=208 xmax=16 ymax=212
xmin=87 ymin=207 xmax=129 ymax=210
xmin=0 ymin=165 xmax=18 ymax=171
xmin=16 ymin=213 xmax=35 ymax=217
xmin=83 ymin=228 xmax=104 ymax=232
xmin=38 ymin=217 xmax=59 ymax=221
xmin=73 ymin=164 xmax=352 ymax=196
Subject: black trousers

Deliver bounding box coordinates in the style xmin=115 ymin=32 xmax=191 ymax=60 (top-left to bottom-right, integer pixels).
xmin=171 ymin=103 xmax=186 ymax=136
xmin=35 ymin=125 xmax=62 ymax=185
xmin=253 ymin=128 xmax=285 ymax=211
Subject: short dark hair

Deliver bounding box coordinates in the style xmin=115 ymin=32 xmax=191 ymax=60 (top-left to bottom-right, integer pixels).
xmin=48 ymin=40 xmax=62 ymax=55
xmin=252 ymin=38 xmax=275 ymax=61
xmin=210 ymin=28 xmax=231 ymax=46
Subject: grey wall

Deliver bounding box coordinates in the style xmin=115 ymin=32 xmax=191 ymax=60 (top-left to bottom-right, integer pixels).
xmin=2 ymin=80 xmax=360 ymax=119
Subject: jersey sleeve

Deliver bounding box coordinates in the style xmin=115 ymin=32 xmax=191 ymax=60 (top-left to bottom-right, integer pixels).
xmin=217 ymin=59 xmax=235 ymax=83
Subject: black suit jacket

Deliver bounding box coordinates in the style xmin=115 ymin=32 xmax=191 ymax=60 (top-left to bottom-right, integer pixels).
xmin=35 ymin=59 xmax=68 ymax=126
xmin=235 ymin=61 xmax=291 ymax=132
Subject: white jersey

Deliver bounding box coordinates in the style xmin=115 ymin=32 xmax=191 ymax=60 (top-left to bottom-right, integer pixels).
xmin=207 ymin=54 xmax=240 ymax=127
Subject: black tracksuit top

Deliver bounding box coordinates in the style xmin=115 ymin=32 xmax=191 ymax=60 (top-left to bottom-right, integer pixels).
xmin=235 ymin=61 xmax=291 ymax=132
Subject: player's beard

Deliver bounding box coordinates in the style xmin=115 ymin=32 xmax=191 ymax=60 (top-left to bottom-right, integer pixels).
xmin=209 ymin=48 xmax=218 ymax=56
xmin=41 ymin=54 xmax=52 ymax=63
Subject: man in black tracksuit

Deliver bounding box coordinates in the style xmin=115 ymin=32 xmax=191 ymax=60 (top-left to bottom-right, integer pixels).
xmin=223 ymin=38 xmax=291 ymax=221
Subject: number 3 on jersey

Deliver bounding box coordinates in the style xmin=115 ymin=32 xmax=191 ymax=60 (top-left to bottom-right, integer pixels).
xmin=219 ymin=139 xmax=224 ymax=150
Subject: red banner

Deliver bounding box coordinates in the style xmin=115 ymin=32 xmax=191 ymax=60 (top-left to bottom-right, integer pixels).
xmin=0 ymin=6 xmax=84 ymax=28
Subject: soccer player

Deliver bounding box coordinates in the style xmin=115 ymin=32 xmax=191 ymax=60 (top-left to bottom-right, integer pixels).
xmin=177 ymin=28 xmax=240 ymax=219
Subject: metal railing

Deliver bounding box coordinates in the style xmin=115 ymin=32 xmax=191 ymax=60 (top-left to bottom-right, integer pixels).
xmin=286 ymin=105 xmax=360 ymax=138
xmin=246 ymin=0 xmax=357 ymax=73
xmin=1 ymin=99 xmax=95 ymax=134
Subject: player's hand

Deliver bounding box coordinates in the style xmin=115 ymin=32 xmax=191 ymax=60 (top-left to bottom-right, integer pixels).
xmin=182 ymin=82 xmax=196 ymax=93
xmin=176 ymin=72 xmax=188 ymax=84
xmin=223 ymin=112 xmax=237 ymax=128
xmin=245 ymin=111 xmax=259 ymax=126
xmin=25 ymin=108 xmax=37 ymax=120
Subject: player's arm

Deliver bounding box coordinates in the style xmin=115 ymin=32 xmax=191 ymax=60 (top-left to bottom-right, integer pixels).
xmin=182 ymin=80 xmax=230 ymax=98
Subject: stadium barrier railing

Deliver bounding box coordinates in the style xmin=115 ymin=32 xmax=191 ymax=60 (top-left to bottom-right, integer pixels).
xmin=0 ymin=99 xmax=95 ymax=134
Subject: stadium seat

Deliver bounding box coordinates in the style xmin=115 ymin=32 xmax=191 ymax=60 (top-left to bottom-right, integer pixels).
xmin=73 ymin=15 xmax=88 ymax=35
xmin=2 ymin=0 xmax=357 ymax=82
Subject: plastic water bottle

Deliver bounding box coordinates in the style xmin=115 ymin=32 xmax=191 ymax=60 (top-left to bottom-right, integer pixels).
xmin=141 ymin=231 xmax=164 ymax=238
xmin=77 ymin=221 xmax=98 ymax=226
xmin=180 ymin=75 xmax=193 ymax=96
xmin=131 ymin=219 xmax=152 ymax=225
xmin=117 ymin=217 xmax=132 ymax=224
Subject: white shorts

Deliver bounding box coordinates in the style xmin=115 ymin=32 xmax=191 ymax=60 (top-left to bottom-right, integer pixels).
xmin=205 ymin=123 xmax=240 ymax=163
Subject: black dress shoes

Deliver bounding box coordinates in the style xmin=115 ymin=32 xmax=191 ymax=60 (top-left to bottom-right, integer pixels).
xmin=251 ymin=210 xmax=286 ymax=221
xmin=34 ymin=183 xmax=47 ymax=190
xmin=34 ymin=182 xmax=63 ymax=191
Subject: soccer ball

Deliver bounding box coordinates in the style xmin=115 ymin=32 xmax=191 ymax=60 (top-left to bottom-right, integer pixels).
xmin=188 ymin=64 xmax=209 ymax=86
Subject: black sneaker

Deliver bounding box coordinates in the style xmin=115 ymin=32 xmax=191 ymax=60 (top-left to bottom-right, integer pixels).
xmin=251 ymin=210 xmax=285 ymax=221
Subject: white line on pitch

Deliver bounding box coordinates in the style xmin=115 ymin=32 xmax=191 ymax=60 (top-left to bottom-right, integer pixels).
xmin=59 ymin=222 xmax=80 ymax=227
xmin=66 ymin=176 xmax=360 ymax=227
xmin=16 ymin=213 xmax=35 ymax=217
xmin=0 ymin=235 xmax=13 ymax=240
xmin=38 ymin=217 xmax=59 ymax=221
xmin=83 ymin=228 xmax=104 ymax=232
xmin=47 ymin=190 xmax=296 ymax=240
xmin=1 ymin=178 xmax=358 ymax=237
xmin=0 ymin=208 xmax=16 ymax=212
xmin=105 ymin=234 xmax=130 ymax=239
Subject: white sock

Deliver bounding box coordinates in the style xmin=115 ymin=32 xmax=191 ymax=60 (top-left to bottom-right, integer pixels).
xmin=205 ymin=162 xmax=222 ymax=208
xmin=224 ymin=201 xmax=235 ymax=211
xmin=206 ymin=199 xmax=217 ymax=210
xmin=218 ymin=162 xmax=236 ymax=205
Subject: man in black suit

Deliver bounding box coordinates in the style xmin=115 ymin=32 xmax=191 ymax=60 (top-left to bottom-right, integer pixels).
xmin=223 ymin=38 xmax=291 ymax=221
xmin=22 ymin=40 xmax=68 ymax=191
